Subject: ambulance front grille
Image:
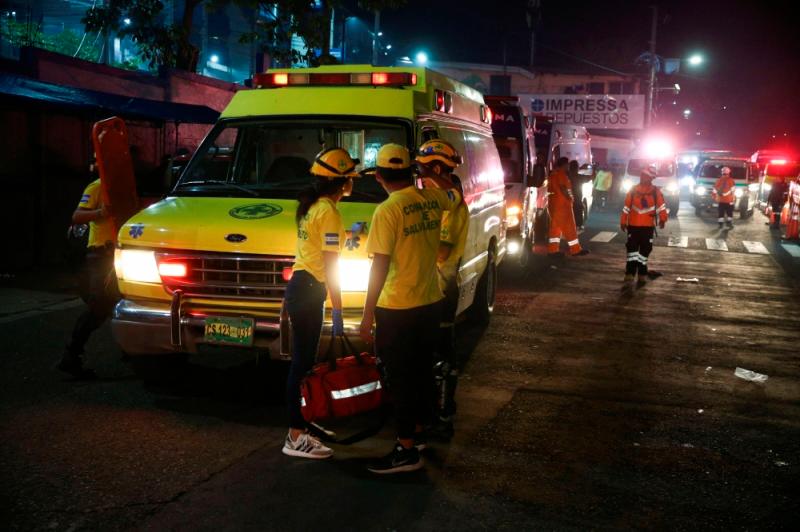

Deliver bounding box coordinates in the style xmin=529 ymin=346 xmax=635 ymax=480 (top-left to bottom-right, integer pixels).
xmin=156 ymin=251 xmax=293 ymax=301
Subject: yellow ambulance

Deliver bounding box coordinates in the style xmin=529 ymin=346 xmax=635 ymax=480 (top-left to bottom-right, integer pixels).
xmin=112 ymin=65 xmax=506 ymax=361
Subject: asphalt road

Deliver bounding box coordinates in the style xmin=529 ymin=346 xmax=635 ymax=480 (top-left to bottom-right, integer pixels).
xmin=1 ymin=201 xmax=798 ymax=531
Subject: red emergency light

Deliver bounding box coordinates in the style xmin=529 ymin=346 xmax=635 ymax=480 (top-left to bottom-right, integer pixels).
xmin=158 ymin=262 xmax=188 ymax=278
xmin=282 ymin=267 xmax=293 ymax=282
xmin=254 ymin=71 xmax=417 ymax=88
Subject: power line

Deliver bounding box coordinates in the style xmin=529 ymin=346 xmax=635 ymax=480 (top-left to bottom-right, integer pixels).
xmin=537 ymin=43 xmax=631 ymax=76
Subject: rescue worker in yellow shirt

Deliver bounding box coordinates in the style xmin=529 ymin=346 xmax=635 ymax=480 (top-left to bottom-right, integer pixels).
xmin=416 ymin=139 xmax=469 ymax=439
xmin=359 ymin=144 xmax=461 ymax=474
xmin=56 ymin=159 xmax=118 ymax=379
xmin=282 ymin=148 xmax=356 ymax=460
xmin=620 ymin=166 xmax=668 ymax=287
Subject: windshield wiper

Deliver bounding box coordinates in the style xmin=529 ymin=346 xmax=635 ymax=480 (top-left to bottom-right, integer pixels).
xmin=175 ymin=180 xmax=259 ymax=197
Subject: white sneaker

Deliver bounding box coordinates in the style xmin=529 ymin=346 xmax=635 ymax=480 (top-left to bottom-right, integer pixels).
xmin=282 ymin=432 xmax=333 ymax=459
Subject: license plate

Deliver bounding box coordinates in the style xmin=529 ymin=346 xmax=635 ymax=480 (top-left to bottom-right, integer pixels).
xmin=204 ymin=316 xmax=254 ymax=346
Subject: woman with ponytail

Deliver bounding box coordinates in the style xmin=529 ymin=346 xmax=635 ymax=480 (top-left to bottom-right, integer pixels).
xmin=282 ymin=147 xmax=358 ymax=459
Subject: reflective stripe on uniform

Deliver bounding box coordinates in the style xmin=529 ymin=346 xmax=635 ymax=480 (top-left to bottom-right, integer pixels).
xmin=622 ymin=206 xmax=631 ymax=213
xmin=549 ymin=237 xmax=561 ymax=243
xmin=330 ymin=380 xmax=382 ymax=400
xmin=657 ymin=204 xmax=667 ymax=212
xmin=632 ymin=205 xmax=655 ymax=214
xmin=567 ymin=239 xmax=579 ymax=246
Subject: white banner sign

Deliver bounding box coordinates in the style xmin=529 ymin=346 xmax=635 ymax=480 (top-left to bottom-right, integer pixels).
xmin=518 ymin=94 xmax=645 ymax=130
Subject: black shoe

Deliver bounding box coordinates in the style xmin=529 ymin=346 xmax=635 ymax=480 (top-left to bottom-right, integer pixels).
xmin=646 ymin=271 xmax=663 ymax=280
xmin=55 ymin=355 xmax=97 ymax=380
xmin=572 ymin=249 xmax=590 ymax=256
xmin=367 ymin=444 xmax=423 ymax=474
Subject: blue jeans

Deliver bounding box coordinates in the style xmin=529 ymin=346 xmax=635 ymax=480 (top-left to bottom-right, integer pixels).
xmin=284 ymin=270 xmax=327 ymax=429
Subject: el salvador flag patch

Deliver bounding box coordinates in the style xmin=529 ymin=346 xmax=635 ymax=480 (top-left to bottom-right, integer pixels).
xmin=325 ymin=232 xmax=339 ymax=245
xmin=80 ymin=194 xmax=91 ymax=204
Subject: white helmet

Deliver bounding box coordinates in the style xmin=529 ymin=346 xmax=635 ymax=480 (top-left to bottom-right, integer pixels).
xmin=721 ymin=166 xmax=731 ymax=175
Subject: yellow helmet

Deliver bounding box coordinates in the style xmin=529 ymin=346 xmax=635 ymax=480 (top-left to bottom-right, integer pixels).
xmin=417 ymin=139 xmax=463 ymax=168
xmin=377 ymin=143 xmax=412 ymax=169
xmin=310 ymin=148 xmax=359 ymax=179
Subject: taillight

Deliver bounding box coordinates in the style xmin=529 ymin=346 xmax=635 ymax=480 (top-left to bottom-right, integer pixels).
xmin=372 ymin=72 xmax=389 ymax=85
xmin=272 ymin=73 xmax=288 ymax=86
xmin=282 ymin=267 xmax=293 ymax=282
xmin=435 ymin=90 xmax=445 ymax=112
xmin=485 ymin=107 xmax=493 ymax=124
xmin=158 ymin=262 xmax=188 ymax=278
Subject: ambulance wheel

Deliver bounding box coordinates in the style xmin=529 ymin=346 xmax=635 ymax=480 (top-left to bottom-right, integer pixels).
xmin=470 ymin=247 xmax=496 ymax=325
xmin=739 ymin=198 xmax=750 ymax=218
xmin=533 ymin=210 xmax=549 ymax=244
xmin=518 ymin=233 xmax=533 ymax=269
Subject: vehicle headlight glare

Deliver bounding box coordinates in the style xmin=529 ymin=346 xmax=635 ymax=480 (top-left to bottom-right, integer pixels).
xmin=762 ymin=183 xmax=772 ymax=192
xmin=115 ymin=249 xmax=161 ymax=283
xmin=338 ymin=258 xmax=371 ymax=292
xmin=508 ymin=240 xmax=521 ymax=255
xmin=681 ymin=176 xmax=695 ymax=188
xmin=622 ymin=179 xmax=634 ymax=192
xmin=666 ymin=182 xmax=679 ymax=193
xmin=735 ymin=188 xmax=744 ymax=198
xmin=748 ymin=183 xmax=760 ymax=192
xmin=506 ymin=205 xmax=521 ymax=228
xmin=695 ymin=186 xmax=707 ymax=196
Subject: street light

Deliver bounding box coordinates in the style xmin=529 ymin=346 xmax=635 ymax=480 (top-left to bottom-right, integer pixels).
xmin=210 ymin=54 xmax=219 ymax=63
xmin=688 ymin=54 xmax=703 ymax=66
xmin=415 ymin=51 xmax=428 ymax=65
xmin=683 ymin=108 xmax=692 ymax=119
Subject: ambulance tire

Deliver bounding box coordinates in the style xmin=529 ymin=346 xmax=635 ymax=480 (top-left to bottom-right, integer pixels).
xmin=739 ymin=198 xmax=750 ymax=218
xmin=518 ymin=233 xmax=533 ymax=269
xmin=582 ymin=198 xmax=589 ymax=224
xmin=533 ymin=210 xmax=549 ymax=244
xmin=470 ymin=246 xmax=497 ymax=325
xmin=669 ymin=201 xmax=680 ymax=217
xmin=128 ymin=354 xmax=188 ymax=384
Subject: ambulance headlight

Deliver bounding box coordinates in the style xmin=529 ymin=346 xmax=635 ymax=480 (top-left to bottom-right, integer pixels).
xmin=621 ymin=178 xmax=634 ymax=192
xmin=666 ymin=182 xmax=679 ymax=194
xmin=507 ymin=240 xmax=521 ymax=255
xmin=338 ymin=258 xmax=371 ymax=292
xmin=762 ymin=183 xmax=772 ymax=192
xmin=582 ymin=181 xmax=593 ymax=199
xmin=115 ymin=249 xmax=161 ymax=283
xmin=735 ymin=188 xmax=744 ymax=198
xmin=748 ymin=183 xmax=760 ymax=192
xmin=506 ymin=205 xmax=521 ymax=228
xmin=681 ymin=176 xmax=695 ymax=188
xmin=695 ymin=186 xmax=707 ymax=196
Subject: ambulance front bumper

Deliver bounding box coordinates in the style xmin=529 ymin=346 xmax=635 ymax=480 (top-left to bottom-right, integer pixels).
xmin=112 ymin=297 xmax=363 ymax=358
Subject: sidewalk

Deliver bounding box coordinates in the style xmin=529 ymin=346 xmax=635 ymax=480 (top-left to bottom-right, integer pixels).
xmin=0 ymin=266 xmax=82 ymax=323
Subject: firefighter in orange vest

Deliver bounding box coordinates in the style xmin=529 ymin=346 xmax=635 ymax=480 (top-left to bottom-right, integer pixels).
xmin=548 ymin=157 xmax=589 ymax=256
xmin=620 ymin=166 xmax=668 ymax=286
xmin=714 ymin=166 xmax=736 ymax=229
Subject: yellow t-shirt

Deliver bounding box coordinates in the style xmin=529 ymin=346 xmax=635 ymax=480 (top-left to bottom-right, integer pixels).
xmin=366 ymin=186 xmax=461 ymax=310
xmin=292 ymin=197 xmax=345 ymax=283
xmin=438 ymin=201 xmax=469 ymax=286
xmin=78 ymin=179 xmax=115 ymax=248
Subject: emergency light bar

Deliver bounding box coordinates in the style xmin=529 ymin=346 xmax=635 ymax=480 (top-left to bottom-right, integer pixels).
xmin=254 ymin=71 xmax=417 ymax=88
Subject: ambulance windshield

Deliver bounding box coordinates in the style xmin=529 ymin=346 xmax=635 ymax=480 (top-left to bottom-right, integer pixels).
xmin=174 ymin=118 xmax=411 ymax=202
xmin=699 ymin=162 xmax=746 ymax=180
xmin=628 ymin=159 xmax=675 ymax=177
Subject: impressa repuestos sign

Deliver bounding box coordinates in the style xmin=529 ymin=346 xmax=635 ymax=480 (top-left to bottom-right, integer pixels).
xmin=518 ymin=94 xmax=645 ymax=130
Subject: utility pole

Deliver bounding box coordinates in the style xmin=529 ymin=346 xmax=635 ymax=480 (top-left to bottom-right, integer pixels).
xmin=371 ymin=10 xmax=380 ymax=65
xmin=645 ymin=5 xmax=658 ymax=128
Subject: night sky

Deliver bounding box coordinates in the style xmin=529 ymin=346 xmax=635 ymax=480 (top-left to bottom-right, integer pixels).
xmin=379 ymin=0 xmax=800 ymax=153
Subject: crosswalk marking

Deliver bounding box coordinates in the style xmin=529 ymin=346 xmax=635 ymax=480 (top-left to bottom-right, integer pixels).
xmin=742 ymin=241 xmax=770 ymax=254
xmin=591 ymin=231 xmax=617 ymax=242
xmin=781 ymin=243 xmax=800 ymax=258
xmin=705 ymin=238 xmax=728 ymax=251
xmin=668 ymin=236 xmax=688 ymax=248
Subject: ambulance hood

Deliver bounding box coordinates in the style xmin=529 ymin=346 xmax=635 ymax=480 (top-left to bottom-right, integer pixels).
xmin=117 ymin=196 xmax=376 ymax=256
